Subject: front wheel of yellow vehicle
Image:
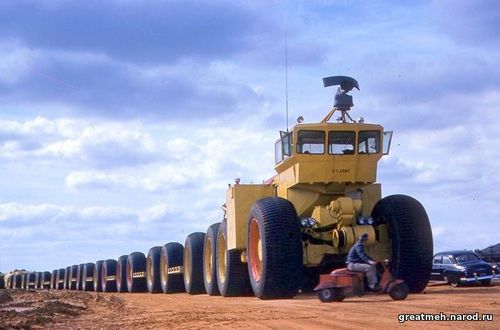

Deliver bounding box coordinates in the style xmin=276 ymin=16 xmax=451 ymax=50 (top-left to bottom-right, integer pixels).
xmin=247 ymin=197 xmax=303 ymax=299
xmin=371 ymin=194 xmax=433 ymax=293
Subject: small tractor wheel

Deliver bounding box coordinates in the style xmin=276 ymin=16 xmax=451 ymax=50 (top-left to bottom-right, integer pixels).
xmin=247 ymin=197 xmax=303 ymax=299
xmin=318 ymin=288 xmax=334 ymax=302
xmin=389 ymin=282 xmax=409 ymax=300
xmin=480 ymin=279 xmax=491 ymax=286
xmin=184 ymin=232 xmax=206 ymax=294
xmin=216 ymin=220 xmax=252 ymax=297
xmin=371 ymin=194 xmax=433 ymax=293
xmin=82 ymin=263 xmax=95 ymax=291
xmin=102 ymin=259 xmax=117 ymax=292
xmin=203 ymin=223 xmax=221 ymax=296
xmin=127 ymin=252 xmax=147 ymax=293
xmin=146 ymin=246 xmax=163 ymax=293
xmin=160 ymin=242 xmax=185 ymax=293
xmin=116 ymin=255 xmax=128 ymax=293
xmin=93 ymin=260 xmax=104 ymax=292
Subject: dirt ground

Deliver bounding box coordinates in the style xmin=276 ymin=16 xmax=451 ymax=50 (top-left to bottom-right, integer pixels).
xmin=1 ymin=280 xmax=498 ymax=330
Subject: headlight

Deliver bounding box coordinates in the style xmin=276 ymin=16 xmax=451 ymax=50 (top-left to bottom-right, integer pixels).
xmin=357 ymin=217 xmax=366 ymax=225
xmin=366 ymin=217 xmax=374 ymax=225
xmin=307 ymin=218 xmax=317 ymax=227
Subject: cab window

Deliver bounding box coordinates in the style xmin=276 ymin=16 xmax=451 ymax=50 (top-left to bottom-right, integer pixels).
xmin=433 ymin=256 xmax=442 ymax=264
xmin=297 ymin=130 xmax=325 ymax=154
xmin=275 ymin=131 xmax=292 ymax=164
xmin=329 ymin=131 xmax=355 ymax=155
xmin=358 ymin=131 xmax=380 ymax=154
xmin=442 ymin=256 xmax=453 ymax=264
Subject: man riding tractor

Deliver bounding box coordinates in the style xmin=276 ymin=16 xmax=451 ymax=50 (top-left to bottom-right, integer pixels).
xmin=346 ymin=233 xmax=380 ymax=291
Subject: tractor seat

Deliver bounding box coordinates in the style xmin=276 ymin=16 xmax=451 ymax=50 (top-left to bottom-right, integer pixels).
xmin=331 ymin=268 xmax=364 ymax=278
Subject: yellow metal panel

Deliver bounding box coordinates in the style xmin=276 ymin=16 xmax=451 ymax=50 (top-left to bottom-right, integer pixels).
xmin=227 ymin=184 xmax=275 ymax=250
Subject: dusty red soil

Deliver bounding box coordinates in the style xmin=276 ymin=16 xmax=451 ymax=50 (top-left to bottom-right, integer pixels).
xmin=1 ymin=281 xmax=499 ymax=329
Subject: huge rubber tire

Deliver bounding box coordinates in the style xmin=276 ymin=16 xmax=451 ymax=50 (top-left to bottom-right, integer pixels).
xmin=27 ymin=272 xmax=37 ymax=289
xmin=371 ymin=194 xmax=433 ymax=293
xmin=64 ymin=266 xmax=71 ymax=290
xmin=0 ymin=274 xmax=4 ymax=289
xmin=116 ymin=255 xmax=128 ymax=293
xmin=13 ymin=274 xmax=22 ymax=289
xmin=69 ymin=265 xmax=78 ymax=290
xmin=50 ymin=270 xmax=58 ymax=290
xmin=147 ymin=246 xmax=162 ymax=293
xmin=35 ymin=272 xmax=42 ymax=289
xmin=247 ymin=197 xmax=303 ymax=299
xmin=204 ymin=223 xmax=221 ymax=296
xmin=102 ymin=259 xmax=117 ymax=292
xmin=41 ymin=271 xmax=51 ymax=289
xmin=82 ymin=263 xmax=95 ymax=291
xmin=127 ymin=252 xmax=147 ymax=293
xmin=76 ymin=264 xmax=85 ymax=291
xmin=56 ymin=268 xmax=65 ymax=290
xmin=21 ymin=273 xmax=27 ymax=290
xmin=93 ymin=260 xmax=104 ymax=292
xmin=184 ymin=232 xmax=206 ymax=295
xmin=160 ymin=242 xmax=185 ymax=293
xmin=216 ymin=220 xmax=252 ymax=297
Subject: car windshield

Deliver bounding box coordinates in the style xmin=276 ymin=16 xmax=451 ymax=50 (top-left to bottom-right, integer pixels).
xmin=454 ymin=253 xmax=480 ymax=264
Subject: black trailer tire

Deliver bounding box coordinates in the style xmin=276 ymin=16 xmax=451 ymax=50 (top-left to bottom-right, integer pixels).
xmin=389 ymin=282 xmax=409 ymax=300
xmin=247 ymin=197 xmax=303 ymax=299
xmin=371 ymin=194 xmax=433 ymax=293
xmin=102 ymin=259 xmax=118 ymax=292
xmin=21 ymin=273 xmax=27 ymax=290
xmin=82 ymin=263 xmax=95 ymax=291
xmin=216 ymin=220 xmax=252 ymax=297
xmin=203 ymin=223 xmax=221 ymax=296
xmin=64 ymin=266 xmax=71 ymax=290
xmin=69 ymin=265 xmax=78 ymax=290
xmin=76 ymin=264 xmax=85 ymax=291
xmin=146 ymin=246 xmax=163 ymax=293
xmin=13 ymin=274 xmax=22 ymax=289
xmin=184 ymin=232 xmax=206 ymax=295
xmin=27 ymin=272 xmax=37 ymax=289
xmin=35 ymin=272 xmax=42 ymax=289
xmin=51 ymin=270 xmax=58 ymax=290
xmin=116 ymin=255 xmax=128 ymax=293
xmin=160 ymin=242 xmax=185 ymax=293
xmin=56 ymin=268 xmax=66 ymax=290
xmin=0 ymin=274 xmax=4 ymax=289
xmin=41 ymin=271 xmax=51 ymax=289
xmin=127 ymin=252 xmax=147 ymax=293
xmin=94 ymin=260 xmax=104 ymax=292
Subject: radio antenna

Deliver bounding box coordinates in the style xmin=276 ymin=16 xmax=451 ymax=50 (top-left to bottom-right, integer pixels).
xmin=285 ymin=31 xmax=289 ymax=132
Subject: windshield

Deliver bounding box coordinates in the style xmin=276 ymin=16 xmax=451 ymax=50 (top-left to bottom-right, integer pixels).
xmin=454 ymin=253 xmax=480 ymax=264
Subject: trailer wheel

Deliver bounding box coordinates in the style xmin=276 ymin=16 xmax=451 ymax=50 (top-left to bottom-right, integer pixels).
xmin=247 ymin=197 xmax=303 ymax=299
xmin=127 ymin=252 xmax=147 ymax=292
xmin=0 ymin=274 xmax=4 ymax=289
xmin=216 ymin=219 xmax=252 ymax=297
xmin=371 ymin=194 xmax=433 ymax=293
xmin=389 ymin=282 xmax=409 ymax=300
xmin=102 ymin=259 xmax=117 ymax=292
xmin=56 ymin=268 xmax=65 ymax=290
xmin=184 ymin=232 xmax=206 ymax=294
xmin=147 ymin=246 xmax=162 ymax=293
xmin=76 ymin=264 xmax=85 ymax=290
xmin=82 ymin=263 xmax=95 ymax=291
xmin=160 ymin=242 xmax=185 ymax=293
xmin=93 ymin=260 xmax=104 ymax=292
xmin=204 ymin=223 xmax=221 ymax=296
xmin=116 ymin=255 xmax=128 ymax=293
xmin=41 ymin=271 xmax=51 ymax=290
xmin=69 ymin=265 xmax=78 ymax=290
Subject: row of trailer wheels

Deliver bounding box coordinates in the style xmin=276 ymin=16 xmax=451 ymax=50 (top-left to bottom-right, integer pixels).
xmin=3 ymin=195 xmax=433 ymax=298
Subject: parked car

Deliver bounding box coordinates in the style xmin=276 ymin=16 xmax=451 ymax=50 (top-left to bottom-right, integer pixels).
xmin=431 ymin=250 xmax=494 ymax=287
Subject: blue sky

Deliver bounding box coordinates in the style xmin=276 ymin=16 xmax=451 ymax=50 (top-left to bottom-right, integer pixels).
xmin=1 ymin=0 xmax=499 ymax=272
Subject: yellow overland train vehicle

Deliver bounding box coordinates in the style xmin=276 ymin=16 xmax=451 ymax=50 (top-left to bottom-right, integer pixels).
xmin=181 ymin=76 xmax=433 ymax=299
xmin=7 ymin=76 xmax=433 ymax=300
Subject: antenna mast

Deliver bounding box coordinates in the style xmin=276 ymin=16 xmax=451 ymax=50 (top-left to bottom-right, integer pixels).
xmin=285 ymin=31 xmax=289 ymax=132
